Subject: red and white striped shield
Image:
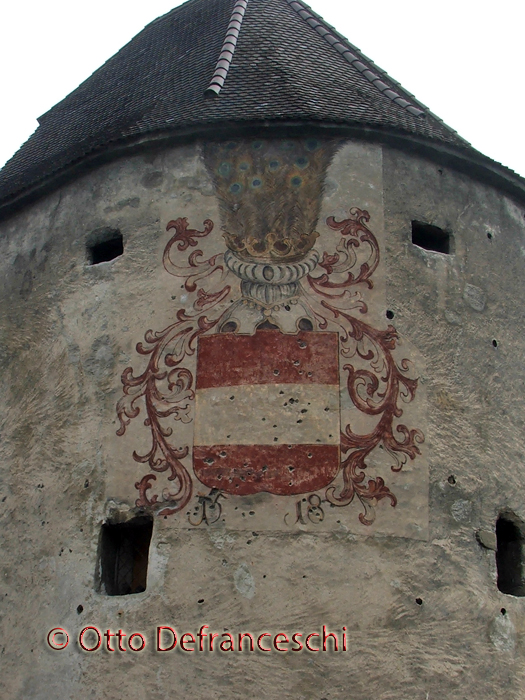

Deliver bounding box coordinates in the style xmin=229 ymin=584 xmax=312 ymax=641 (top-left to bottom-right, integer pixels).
xmin=193 ymin=330 xmax=340 ymax=496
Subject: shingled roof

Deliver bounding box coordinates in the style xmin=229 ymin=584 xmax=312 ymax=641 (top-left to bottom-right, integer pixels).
xmin=1 ymin=0 xmax=524 ymax=215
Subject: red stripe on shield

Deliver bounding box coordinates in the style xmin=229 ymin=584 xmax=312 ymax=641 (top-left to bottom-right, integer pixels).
xmin=193 ymin=444 xmax=340 ymax=496
xmin=196 ymin=330 xmax=339 ymax=389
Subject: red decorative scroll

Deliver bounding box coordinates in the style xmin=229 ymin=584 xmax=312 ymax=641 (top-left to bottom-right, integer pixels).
xmin=306 ymin=208 xmax=379 ymax=298
xmin=163 ymin=217 xmax=225 ymax=293
xmin=116 ymin=219 xmax=231 ymax=516
xmin=301 ymin=208 xmax=424 ymax=524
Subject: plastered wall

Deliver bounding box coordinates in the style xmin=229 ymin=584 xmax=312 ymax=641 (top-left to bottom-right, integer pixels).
xmin=0 ymin=137 xmax=523 ymax=699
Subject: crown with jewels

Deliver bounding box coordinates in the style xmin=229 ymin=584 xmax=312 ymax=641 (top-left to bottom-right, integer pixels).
xmin=222 ymin=229 xmax=319 ymax=262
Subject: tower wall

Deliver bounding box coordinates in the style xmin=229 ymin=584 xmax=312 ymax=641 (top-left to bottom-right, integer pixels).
xmin=1 ymin=137 xmax=524 ymax=699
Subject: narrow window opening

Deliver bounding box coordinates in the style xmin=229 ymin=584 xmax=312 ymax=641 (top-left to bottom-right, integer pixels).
xmin=411 ymin=221 xmax=451 ymax=254
xmin=87 ymin=228 xmax=123 ymax=265
xmin=496 ymin=515 xmax=525 ymax=596
xmin=99 ymin=516 xmax=153 ymax=596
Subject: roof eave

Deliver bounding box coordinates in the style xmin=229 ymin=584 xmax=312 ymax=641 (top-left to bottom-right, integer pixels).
xmin=0 ymin=120 xmax=524 ymax=223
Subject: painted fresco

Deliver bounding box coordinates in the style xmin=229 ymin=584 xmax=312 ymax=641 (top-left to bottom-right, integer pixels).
xmin=116 ymin=139 xmax=425 ymax=531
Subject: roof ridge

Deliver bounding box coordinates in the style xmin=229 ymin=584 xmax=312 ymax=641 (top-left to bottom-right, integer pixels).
xmin=206 ymin=0 xmax=249 ymax=95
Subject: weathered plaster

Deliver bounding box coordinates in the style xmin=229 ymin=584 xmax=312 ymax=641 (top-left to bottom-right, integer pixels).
xmin=0 ymin=138 xmax=522 ymax=699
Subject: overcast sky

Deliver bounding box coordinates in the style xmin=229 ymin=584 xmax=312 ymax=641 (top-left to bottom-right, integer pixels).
xmin=1 ymin=0 xmax=523 ymax=177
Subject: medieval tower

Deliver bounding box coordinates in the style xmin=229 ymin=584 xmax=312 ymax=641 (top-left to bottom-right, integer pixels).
xmin=1 ymin=0 xmax=524 ymax=697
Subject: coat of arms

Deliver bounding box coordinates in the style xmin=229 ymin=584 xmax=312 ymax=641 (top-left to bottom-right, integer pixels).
xmin=116 ymin=139 xmax=424 ymax=528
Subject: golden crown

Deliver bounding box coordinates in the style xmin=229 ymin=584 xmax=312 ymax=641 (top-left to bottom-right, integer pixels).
xmin=223 ymin=229 xmax=319 ymax=262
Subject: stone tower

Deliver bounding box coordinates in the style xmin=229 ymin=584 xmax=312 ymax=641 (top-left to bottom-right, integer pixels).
xmin=1 ymin=0 xmax=524 ymax=697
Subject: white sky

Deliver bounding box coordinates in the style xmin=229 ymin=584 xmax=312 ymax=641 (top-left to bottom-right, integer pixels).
xmin=1 ymin=0 xmax=524 ymax=177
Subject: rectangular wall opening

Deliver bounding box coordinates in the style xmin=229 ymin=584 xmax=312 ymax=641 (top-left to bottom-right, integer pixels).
xmin=411 ymin=221 xmax=452 ymax=254
xmin=99 ymin=516 xmax=153 ymax=596
xmin=496 ymin=515 xmax=525 ymax=596
xmin=87 ymin=228 xmax=123 ymax=264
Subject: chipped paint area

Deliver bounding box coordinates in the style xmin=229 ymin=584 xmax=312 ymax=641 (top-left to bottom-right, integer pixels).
xmin=233 ymin=562 xmax=255 ymax=599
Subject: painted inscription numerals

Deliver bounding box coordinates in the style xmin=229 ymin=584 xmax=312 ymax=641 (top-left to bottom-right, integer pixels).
xmin=188 ymin=489 xmax=225 ymax=526
xmin=285 ymin=494 xmax=325 ymax=525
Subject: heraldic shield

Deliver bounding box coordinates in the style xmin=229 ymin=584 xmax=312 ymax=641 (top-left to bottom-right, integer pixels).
xmin=193 ymin=330 xmax=341 ymax=496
